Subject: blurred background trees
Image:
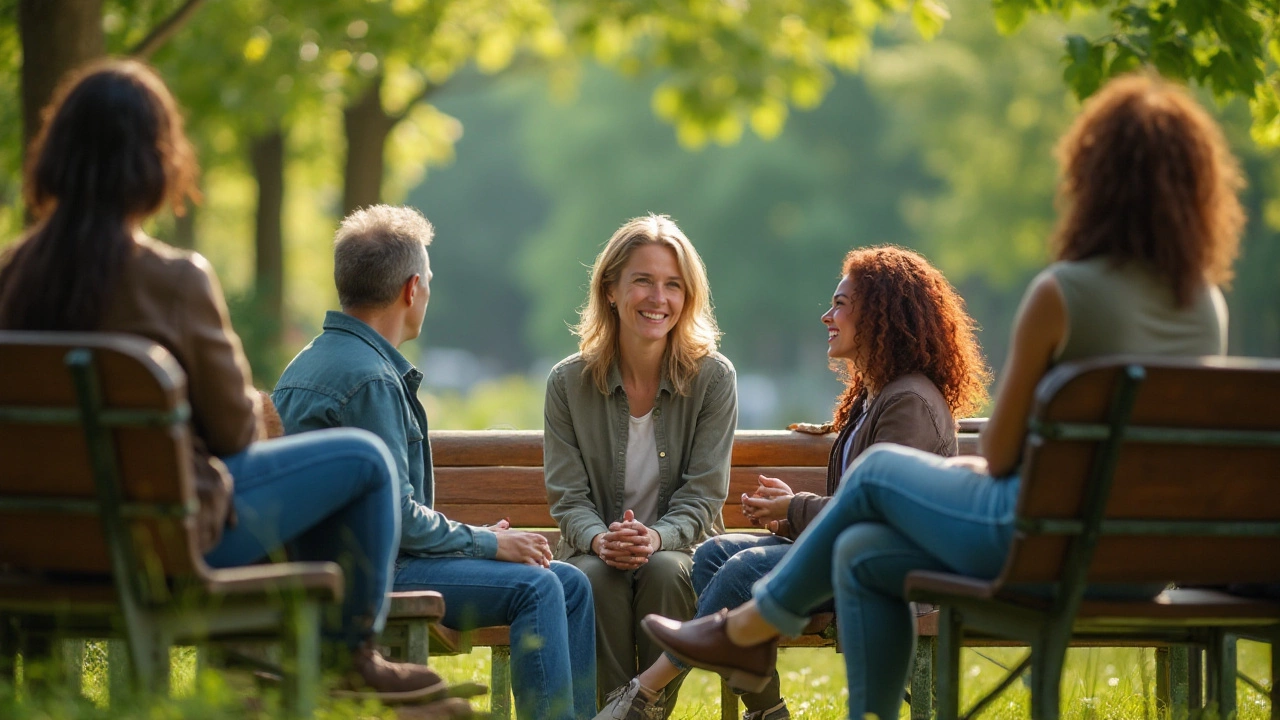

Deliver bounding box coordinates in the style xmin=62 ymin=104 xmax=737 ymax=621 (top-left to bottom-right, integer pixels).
xmin=2 ymin=0 xmax=1278 ymax=427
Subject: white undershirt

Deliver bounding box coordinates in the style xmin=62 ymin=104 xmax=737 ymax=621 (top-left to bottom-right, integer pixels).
xmin=623 ymin=410 xmax=661 ymax=526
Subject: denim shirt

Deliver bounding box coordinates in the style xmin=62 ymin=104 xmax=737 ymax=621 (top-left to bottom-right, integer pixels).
xmin=273 ymin=311 xmax=498 ymax=559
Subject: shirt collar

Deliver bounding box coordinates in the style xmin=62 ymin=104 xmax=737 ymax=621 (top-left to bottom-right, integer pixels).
xmin=322 ymin=310 xmax=423 ymax=390
xmin=607 ymin=358 xmax=676 ymax=396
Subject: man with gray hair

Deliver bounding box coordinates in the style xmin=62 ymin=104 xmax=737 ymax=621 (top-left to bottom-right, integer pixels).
xmin=273 ymin=205 xmax=597 ymax=720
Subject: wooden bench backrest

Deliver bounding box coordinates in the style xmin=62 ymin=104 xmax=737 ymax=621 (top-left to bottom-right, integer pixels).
xmin=432 ymin=430 xmax=832 ymax=532
xmin=1001 ymin=356 xmax=1280 ymax=587
xmin=433 ymin=420 xmax=985 ymax=538
xmin=0 ymin=332 xmax=202 ymax=580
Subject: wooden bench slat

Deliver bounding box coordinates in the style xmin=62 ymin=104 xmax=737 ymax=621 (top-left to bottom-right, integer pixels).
xmin=432 ymin=466 xmax=830 ymax=505
xmin=430 ymin=429 xmax=841 ymax=468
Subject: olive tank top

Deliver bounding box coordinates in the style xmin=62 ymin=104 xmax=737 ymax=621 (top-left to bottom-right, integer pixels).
xmin=1047 ymin=256 xmax=1227 ymax=362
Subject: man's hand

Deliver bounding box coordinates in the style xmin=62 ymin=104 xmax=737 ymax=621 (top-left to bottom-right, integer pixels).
xmin=593 ymin=509 xmax=659 ymax=570
xmin=741 ymin=475 xmax=794 ymax=526
xmin=495 ymin=530 xmax=552 ymax=568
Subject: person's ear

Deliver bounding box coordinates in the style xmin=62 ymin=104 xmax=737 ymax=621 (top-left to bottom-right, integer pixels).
xmin=402 ymin=274 xmax=420 ymax=306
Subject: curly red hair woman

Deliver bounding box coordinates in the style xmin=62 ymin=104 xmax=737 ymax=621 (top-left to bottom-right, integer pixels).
xmin=592 ymin=244 xmax=989 ymax=720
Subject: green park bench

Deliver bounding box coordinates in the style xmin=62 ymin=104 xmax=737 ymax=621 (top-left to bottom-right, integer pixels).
xmin=0 ymin=332 xmax=342 ymax=717
xmin=906 ymin=356 xmax=1280 ymax=720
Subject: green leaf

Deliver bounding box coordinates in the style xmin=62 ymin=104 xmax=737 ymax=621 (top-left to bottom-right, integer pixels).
xmin=992 ymin=0 xmax=1028 ymax=35
xmin=1062 ymin=35 xmax=1105 ymax=98
xmin=911 ymin=0 xmax=950 ymax=41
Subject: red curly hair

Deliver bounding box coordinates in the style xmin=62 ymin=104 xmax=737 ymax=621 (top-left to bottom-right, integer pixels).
xmin=830 ymin=246 xmax=990 ymax=431
xmin=1053 ymin=74 xmax=1244 ymax=306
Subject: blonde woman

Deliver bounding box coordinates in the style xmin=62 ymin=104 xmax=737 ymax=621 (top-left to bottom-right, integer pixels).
xmin=544 ymin=214 xmax=738 ymax=715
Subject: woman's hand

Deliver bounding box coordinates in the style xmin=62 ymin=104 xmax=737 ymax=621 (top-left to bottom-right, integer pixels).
xmin=593 ymin=509 xmax=658 ymax=570
xmin=741 ymin=475 xmax=794 ymax=526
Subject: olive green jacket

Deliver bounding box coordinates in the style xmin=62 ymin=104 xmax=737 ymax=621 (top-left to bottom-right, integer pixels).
xmin=543 ymin=352 xmax=738 ymax=559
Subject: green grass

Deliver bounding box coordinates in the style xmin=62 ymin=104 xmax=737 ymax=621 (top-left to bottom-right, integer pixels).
xmin=2 ymin=640 xmax=1272 ymax=718
xmin=424 ymin=642 xmax=1272 ymax=720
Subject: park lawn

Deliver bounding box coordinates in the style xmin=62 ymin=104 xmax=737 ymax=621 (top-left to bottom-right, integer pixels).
xmin=428 ymin=640 xmax=1273 ymax=720
xmin=3 ymin=639 xmax=1271 ymax=718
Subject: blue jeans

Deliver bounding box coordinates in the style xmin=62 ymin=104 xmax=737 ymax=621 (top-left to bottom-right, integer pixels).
xmin=394 ymin=557 xmax=596 ymax=720
xmin=753 ymin=444 xmax=1019 ymax=720
xmin=204 ymin=428 xmax=401 ymax=648
xmin=676 ymin=533 xmax=819 ymax=711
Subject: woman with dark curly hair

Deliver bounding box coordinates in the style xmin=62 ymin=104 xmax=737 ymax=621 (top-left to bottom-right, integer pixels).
xmin=594 ymin=245 xmax=988 ymax=720
xmin=640 ymin=74 xmax=1241 ymax=720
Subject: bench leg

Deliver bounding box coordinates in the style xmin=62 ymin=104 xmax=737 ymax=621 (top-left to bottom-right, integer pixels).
xmin=406 ymin=621 xmax=431 ymax=666
xmin=1028 ymin=636 xmax=1067 ymax=720
xmin=107 ymin=639 xmax=131 ymax=705
xmin=1206 ymin=632 xmax=1237 ymax=720
xmin=280 ymin=598 xmax=322 ymax=720
xmin=910 ymin=635 xmax=935 ymax=720
xmin=110 ymin=629 xmax=170 ymax=703
xmin=1189 ymin=646 xmax=1205 ymax=714
xmin=935 ymin=607 xmax=962 ymax=720
xmin=490 ymin=645 xmax=513 ymax=720
xmin=721 ymin=678 xmax=739 ymax=720
xmin=62 ymin=640 xmax=86 ymax=694
xmin=0 ymin=616 xmax=14 ymax=684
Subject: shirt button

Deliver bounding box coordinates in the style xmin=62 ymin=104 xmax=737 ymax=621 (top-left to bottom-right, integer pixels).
xmin=659 ymin=451 xmax=666 ymax=458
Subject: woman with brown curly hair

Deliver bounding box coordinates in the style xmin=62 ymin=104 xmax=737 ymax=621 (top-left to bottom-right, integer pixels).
xmin=593 ymin=245 xmax=987 ymax=720
xmin=640 ymin=74 xmax=1241 ymax=720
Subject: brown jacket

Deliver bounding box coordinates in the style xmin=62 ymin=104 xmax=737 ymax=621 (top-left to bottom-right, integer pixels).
xmin=99 ymin=236 xmax=262 ymax=553
xmin=782 ymin=373 xmax=956 ymax=539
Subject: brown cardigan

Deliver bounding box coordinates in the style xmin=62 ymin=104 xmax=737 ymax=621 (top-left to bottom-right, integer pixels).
xmin=782 ymin=373 xmax=957 ymax=539
xmin=100 ymin=236 xmax=262 ymax=553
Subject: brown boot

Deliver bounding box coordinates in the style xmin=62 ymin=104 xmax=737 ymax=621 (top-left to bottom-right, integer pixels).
xmin=640 ymin=610 xmax=778 ymax=694
xmin=332 ymin=642 xmax=483 ymax=704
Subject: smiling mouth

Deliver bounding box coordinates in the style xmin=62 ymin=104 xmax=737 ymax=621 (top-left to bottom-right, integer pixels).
xmin=827 ymin=330 xmax=839 ymax=342
xmin=640 ymin=311 xmax=667 ymax=321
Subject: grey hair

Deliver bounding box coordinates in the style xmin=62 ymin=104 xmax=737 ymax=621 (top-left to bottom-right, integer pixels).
xmin=334 ymin=205 xmax=434 ymax=309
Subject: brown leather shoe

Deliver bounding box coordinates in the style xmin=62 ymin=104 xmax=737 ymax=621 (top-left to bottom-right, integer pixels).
xmin=333 ymin=643 xmax=486 ymax=704
xmin=640 ymin=610 xmax=778 ymax=693
xmin=393 ymin=697 xmax=487 ymax=719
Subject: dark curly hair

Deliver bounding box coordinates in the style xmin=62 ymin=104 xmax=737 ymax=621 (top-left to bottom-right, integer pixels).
xmin=1052 ymin=74 xmax=1243 ymax=306
xmin=830 ymin=246 xmax=990 ymax=431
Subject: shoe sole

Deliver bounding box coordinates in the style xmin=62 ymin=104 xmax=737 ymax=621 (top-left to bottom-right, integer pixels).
xmin=332 ymin=680 xmax=489 ymax=705
xmin=639 ymin=623 xmax=771 ymax=694
xmin=256 ymin=671 xmax=487 ymax=705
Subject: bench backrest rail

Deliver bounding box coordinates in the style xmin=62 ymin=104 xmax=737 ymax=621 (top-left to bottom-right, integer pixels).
xmin=0 ymin=332 xmax=205 ymax=600
xmin=998 ymin=356 xmax=1280 ymax=596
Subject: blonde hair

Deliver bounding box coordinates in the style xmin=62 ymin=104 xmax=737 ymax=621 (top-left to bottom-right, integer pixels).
xmin=574 ymin=214 xmax=720 ymax=395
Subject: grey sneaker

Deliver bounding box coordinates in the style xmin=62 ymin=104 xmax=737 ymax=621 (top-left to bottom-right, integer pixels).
xmin=594 ymin=678 xmax=663 ymax=720
xmin=744 ymin=700 xmax=790 ymax=720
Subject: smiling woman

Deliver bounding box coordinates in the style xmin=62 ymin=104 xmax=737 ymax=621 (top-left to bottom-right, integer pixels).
xmin=542 ymin=214 xmax=738 ymax=715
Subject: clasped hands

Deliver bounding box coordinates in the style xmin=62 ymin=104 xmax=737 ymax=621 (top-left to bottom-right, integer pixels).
xmin=591 ymin=509 xmax=662 ymax=570
xmin=489 ymin=517 xmax=553 ymax=568
xmin=741 ymin=475 xmax=794 ymax=535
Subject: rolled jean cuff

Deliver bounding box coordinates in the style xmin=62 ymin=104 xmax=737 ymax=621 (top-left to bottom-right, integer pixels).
xmin=751 ymin=576 xmax=808 ymax=638
xmin=664 ymin=650 xmax=690 ymax=671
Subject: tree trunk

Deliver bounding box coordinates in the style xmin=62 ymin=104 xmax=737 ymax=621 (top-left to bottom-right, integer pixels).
xmin=342 ymin=77 xmax=398 ymax=217
xmin=250 ymin=129 xmax=285 ymax=350
xmin=19 ymin=0 xmax=105 ymax=220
